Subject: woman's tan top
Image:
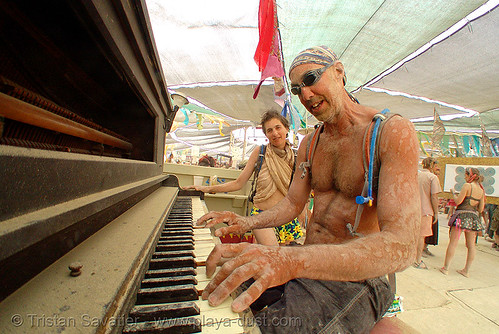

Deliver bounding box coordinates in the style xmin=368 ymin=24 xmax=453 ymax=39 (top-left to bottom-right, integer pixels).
xmin=253 ymin=142 xmax=294 ymax=204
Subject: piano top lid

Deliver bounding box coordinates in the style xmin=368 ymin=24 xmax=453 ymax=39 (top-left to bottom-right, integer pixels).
xmin=0 ymin=0 xmax=176 ymax=132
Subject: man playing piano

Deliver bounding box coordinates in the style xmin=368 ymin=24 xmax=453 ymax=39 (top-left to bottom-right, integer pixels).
xmin=197 ymin=46 xmax=420 ymax=333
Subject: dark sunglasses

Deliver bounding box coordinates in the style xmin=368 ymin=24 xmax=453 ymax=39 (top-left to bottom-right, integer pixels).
xmin=290 ymin=62 xmax=334 ymax=95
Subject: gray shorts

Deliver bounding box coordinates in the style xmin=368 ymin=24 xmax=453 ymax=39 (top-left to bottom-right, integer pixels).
xmin=251 ymin=277 xmax=393 ymax=334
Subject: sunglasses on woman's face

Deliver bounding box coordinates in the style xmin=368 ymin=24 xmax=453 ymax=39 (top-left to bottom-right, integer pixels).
xmin=290 ymin=62 xmax=334 ymax=95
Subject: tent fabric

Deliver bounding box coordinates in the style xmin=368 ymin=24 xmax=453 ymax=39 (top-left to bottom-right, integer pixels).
xmin=146 ymin=0 xmax=261 ymax=85
xmin=412 ymin=109 xmax=499 ymax=138
xmin=277 ymin=0 xmax=488 ymax=91
xmin=166 ymin=123 xmax=258 ymax=155
xmin=353 ymin=89 xmax=475 ymax=120
xmin=174 ymin=83 xmax=283 ymax=125
xmin=145 ymin=0 xmax=499 ymax=155
xmin=370 ymin=4 xmax=499 ymax=114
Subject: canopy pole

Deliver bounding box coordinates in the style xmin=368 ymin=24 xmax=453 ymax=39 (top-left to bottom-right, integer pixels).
xmin=243 ymin=127 xmax=248 ymax=159
xmin=229 ymin=131 xmax=233 ymax=156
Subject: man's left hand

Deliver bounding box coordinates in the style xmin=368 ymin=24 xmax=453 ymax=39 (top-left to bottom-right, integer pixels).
xmin=197 ymin=211 xmax=252 ymax=237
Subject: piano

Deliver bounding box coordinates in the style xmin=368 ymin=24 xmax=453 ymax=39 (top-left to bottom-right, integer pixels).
xmin=0 ymin=1 xmax=258 ymax=332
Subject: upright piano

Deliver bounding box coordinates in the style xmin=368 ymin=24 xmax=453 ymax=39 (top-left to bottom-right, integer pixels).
xmin=0 ymin=1 xmax=257 ymax=332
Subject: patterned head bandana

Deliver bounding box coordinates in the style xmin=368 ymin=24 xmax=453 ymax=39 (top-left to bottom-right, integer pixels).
xmin=466 ymin=167 xmax=478 ymax=182
xmin=289 ymin=45 xmax=339 ymax=75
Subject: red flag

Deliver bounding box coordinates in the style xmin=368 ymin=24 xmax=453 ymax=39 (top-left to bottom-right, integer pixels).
xmin=253 ymin=0 xmax=284 ymax=99
xmin=254 ymin=0 xmax=275 ymax=71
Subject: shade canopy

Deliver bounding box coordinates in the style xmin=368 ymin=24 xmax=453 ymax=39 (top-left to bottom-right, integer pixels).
xmin=146 ymin=0 xmax=499 ymax=156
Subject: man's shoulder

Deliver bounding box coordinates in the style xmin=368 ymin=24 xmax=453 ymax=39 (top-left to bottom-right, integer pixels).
xmin=377 ymin=113 xmax=415 ymax=142
xmin=377 ymin=114 xmax=417 ymax=159
xmin=381 ymin=113 xmax=412 ymax=128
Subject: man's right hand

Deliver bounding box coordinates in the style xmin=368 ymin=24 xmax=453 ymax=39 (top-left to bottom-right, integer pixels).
xmin=201 ymin=243 xmax=298 ymax=313
xmin=197 ymin=211 xmax=252 ymax=237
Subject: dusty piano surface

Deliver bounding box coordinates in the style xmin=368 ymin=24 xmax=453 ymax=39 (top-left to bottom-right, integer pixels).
xmin=0 ymin=188 xmax=258 ymax=333
xmin=122 ymin=194 xmax=258 ymax=334
xmin=0 ymin=1 xmax=259 ymax=332
xmin=0 ymin=0 xmax=174 ymax=300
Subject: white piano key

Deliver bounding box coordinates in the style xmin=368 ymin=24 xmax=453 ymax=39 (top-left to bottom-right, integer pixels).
xmin=195 ymin=299 xmax=244 ymax=333
xmin=193 ymin=228 xmax=213 ymax=235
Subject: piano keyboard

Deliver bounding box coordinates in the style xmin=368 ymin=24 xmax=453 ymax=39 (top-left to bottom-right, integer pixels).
xmin=122 ymin=195 xmax=251 ymax=333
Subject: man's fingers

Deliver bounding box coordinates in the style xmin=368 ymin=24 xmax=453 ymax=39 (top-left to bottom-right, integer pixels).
xmin=213 ymin=225 xmax=242 ymax=237
xmin=196 ymin=212 xmax=217 ymax=227
xmin=230 ymin=278 xmax=269 ymax=313
xmin=202 ymin=244 xmax=254 ymax=296
xmin=204 ymin=243 xmax=246 ymax=277
xmin=196 ymin=211 xmax=232 ymax=227
xmin=205 ymin=262 xmax=260 ymax=308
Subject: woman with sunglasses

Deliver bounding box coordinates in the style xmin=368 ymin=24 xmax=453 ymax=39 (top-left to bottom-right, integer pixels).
xmin=183 ymin=110 xmax=305 ymax=246
xmin=440 ymin=167 xmax=485 ymax=277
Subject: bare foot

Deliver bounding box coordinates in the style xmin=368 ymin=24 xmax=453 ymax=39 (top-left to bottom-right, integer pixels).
xmin=456 ymin=269 xmax=469 ymax=278
xmin=439 ymin=267 xmax=448 ymax=275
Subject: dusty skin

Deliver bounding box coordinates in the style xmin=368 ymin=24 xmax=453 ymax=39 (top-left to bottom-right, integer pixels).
xmin=197 ymin=60 xmax=421 ymax=313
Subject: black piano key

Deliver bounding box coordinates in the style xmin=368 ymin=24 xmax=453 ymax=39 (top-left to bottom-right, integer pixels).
xmin=152 ymin=250 xmax=195 ymax=259
xmin=141 ymin=275 xmax=197 ymax=288
xmin=161 ymin=230 xmax=193 ymax=237
xmin=149 ymin=256 xmax=197 ymax=269
xmin=145 ymin=267 xmax=197 ymax=279
xmin=123 ymin=317 xmax=200 ymax=333
xmin=155 ymin=243 xmax=194 ymax=252
xmin=136 ymin=284 xmax=199 ymax=304
xmin=157 ymin=238 xmax=194 ymax=245
xmin=163 ymin=223 xmax=194 ymax=231
xmin=166 ymin=219 xmax=193 ymax=224
xmin=158 ymin=235 xmax=194 ymax=242
xmin=128 ymin=301 xmax=200 ymax=322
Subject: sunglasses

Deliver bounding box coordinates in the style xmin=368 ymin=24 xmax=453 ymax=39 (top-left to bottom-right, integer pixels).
xmin=290 ymin=62 xmax=334 ymax=95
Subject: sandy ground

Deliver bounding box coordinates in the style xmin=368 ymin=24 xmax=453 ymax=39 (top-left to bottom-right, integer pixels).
xmin=395 ymin=212 xmax=499 ymax=333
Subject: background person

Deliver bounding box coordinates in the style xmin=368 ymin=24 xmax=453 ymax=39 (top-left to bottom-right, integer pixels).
xmin=440 ymin=167 xmax=485 ymax=278
xmin=183 ymin=110 xmax=305 ymax=245
xmin=490 ymin=205 xmax=499 ymax=250
xmin=198 ymin=154 xmax=216 ymax=167
xmin=419 ymin=158 xmax=442 ymax=261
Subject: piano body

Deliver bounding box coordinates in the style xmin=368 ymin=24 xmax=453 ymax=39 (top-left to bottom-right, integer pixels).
xmin=0 ymin=1 xmax=256 ymax=333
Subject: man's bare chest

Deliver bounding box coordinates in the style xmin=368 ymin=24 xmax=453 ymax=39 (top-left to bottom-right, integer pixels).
xmin=310 ymin=136 xmax=365 ymax=197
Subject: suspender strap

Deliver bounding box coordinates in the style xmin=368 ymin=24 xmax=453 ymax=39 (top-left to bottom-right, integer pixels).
xmin=299 ymin=124 xmax=323 ymax=179
xmin=351 ymin=109 xmax=390 ymax=237
xmin=248 ymin=145 xmax=266 ymax=203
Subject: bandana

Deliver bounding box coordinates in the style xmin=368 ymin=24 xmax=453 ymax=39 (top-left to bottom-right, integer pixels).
xmin=289 ymin=45 xmax=339 ymax=75
xmin=466 ymin=167 xmax=478 ymax=183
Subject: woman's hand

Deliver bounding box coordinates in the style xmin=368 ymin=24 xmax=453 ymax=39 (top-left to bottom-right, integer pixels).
xmin=181 ymin=185 xmax=209 ymax=192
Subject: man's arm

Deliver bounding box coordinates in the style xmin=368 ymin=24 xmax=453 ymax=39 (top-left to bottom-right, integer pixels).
xmin=289 ymin=116 xmax=421 ymax=279
xmin=431 ymin=193 xmax=440 ymax=222
xmin=431 ymin=175 xmax=442 ymax=222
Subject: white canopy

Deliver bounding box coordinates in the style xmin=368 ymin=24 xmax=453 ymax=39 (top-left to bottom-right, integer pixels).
xmin=146 ymin=0 xmax=499 ymax=156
